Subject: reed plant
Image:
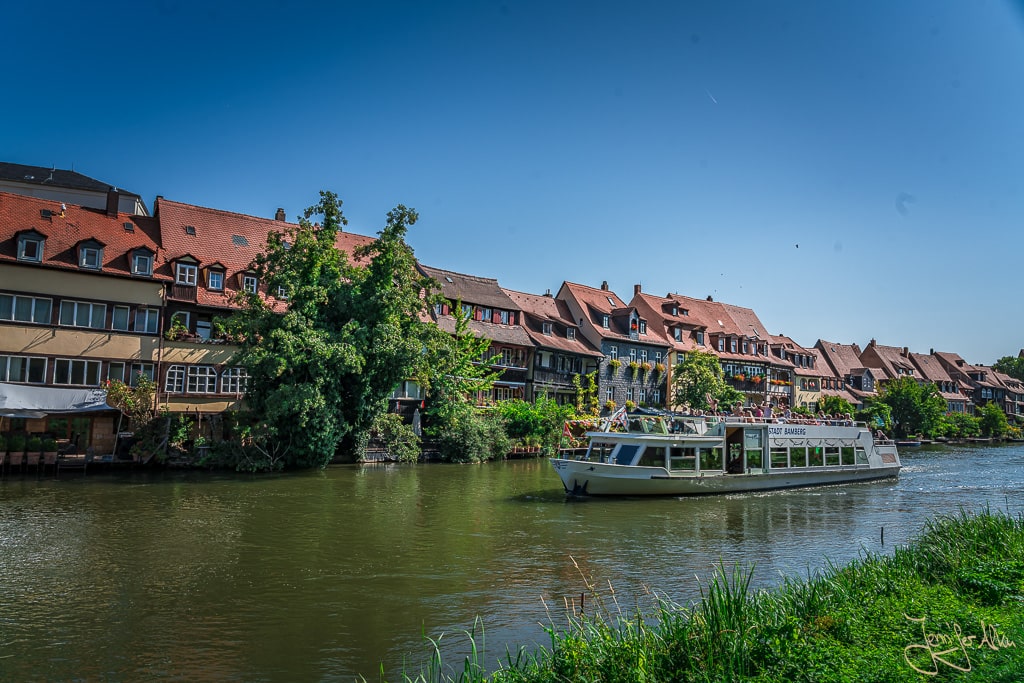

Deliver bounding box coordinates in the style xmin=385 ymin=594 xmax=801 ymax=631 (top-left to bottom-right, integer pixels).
xmin=383 ymin=508 xmax=1024 ymax=682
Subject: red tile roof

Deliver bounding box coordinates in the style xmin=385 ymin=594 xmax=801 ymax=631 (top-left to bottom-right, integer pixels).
xmin=0 ymin=191 xmax=166 ymax=280
xmin=156 ymin=197 xmax=375 ymax=310
xmin=503 ymin=288 xmax=602 ymax=356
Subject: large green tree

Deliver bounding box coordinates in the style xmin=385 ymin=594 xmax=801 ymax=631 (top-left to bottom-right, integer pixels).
xmin=993 ymin=355 xmax=1024 ymax=382
xmin=876 ymin=376 xmax=947 ymax=438
xmin=231 ymin=192 xmax=436 ymax=468
xmin=672 ymin=351 xmax=729 ymax=411
xmin=978 ymin=401 xmax=1009 ymax=438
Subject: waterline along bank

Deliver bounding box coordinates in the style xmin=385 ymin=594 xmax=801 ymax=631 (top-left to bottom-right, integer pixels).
xmin=398 ymin=508 xmax=1024 ymax=683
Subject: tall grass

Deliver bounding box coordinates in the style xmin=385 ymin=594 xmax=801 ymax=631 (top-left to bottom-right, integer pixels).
xmin=383 ymin=508 xmax=1024 ymax=682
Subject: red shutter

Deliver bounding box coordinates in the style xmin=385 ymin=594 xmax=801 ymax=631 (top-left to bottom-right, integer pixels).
xmin=492 ymin=311 xmax=500 ymax=324
xmin=474 ymin=308 xmax=482 ymax=321
xmin=442 ymin=303 xmax=449 ymax=315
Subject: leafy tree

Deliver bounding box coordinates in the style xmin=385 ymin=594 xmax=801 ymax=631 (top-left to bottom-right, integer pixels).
xmin=105 ymin=374 xmax=156 ymax=427
xmin=818 ymin=394 xmax=854 ymax=416
xmin=496 ymin=396 xmax=574 ymax=454
xmin=876 ymin=376 xmax=947 ymax=438
xmin=672 ymin=351 xmax=728 ymax=410
xmin=993 ymin=355 xmax=1024 ymax=382
xmin=420 ymin=301 xmax=500 ymax=423
xmin=856 ymin=397 xmax=893 ymax=432
xmin=936 ymin=412 xmax=980 ymax=439
xmin=231 ymin=192 xmax=436 ymax=468
xmin=371 ymin=413 xmax=421 ymax=462
xmin=978 ymin=401 xmax=1009 ymax=438
xmin=432 ymin=409 xmax=511 ymax=463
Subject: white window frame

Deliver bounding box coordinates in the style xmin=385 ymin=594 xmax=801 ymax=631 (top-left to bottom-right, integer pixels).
xmin=0 ymin=355 xmax=47 ymax=383
xmin=79 ymin=246 xmax=103 ymax=269
xmin=500 ymin=310 xmax=510 ymax=325
xmin=187 ymin=365 xmax=218 ymax=393
xmin=196 ymin=319 xmax=213 ymax=340
xmin=108 ymin=361 xmax=126 ymax=383
xmin=208 ymin=270 xmax=224 ymax=291
xmin=242 ymin=275 xmax=258 ymax=294
xmin=132 ymin=252 xmax=153 ymax=276
xmin=609 ymin=346 xmax=618 ymax=361
xmin=0 ymin=294 xmax=52 ymax=324
xmin=53 ymin=358 xmax=103 ymax=386
xmin=542 ymin=322 xmax=553 ymax=335
xmin=17 ymin=236 xmax=43 ymax=262
xmin=134 ymin=308 xmax=159 ymax=334
xmin=566 ymin=328 xmax=575 ymax=340
xmin=130 ymin=363 xmax=155 ymax=386
xmin=176 ymin=263 xmax=198 ymax=286
xmin=602 ymin=315 xmax=609 ymax=328
xmin=639 ymin=320 xmax=647 ymax=334
xmin=111 ymin=305 xmax=130 ymax=331
xmin=640 ymin=349 xmax=648 ymax=363
xmin=221 ymin=367 xmax=249 ymax=394
xmin=59 ymin=300 xmax=107 ymax=329
xmin=629 ymin=348 xmax=637 ymax=362
xmin=165 ymin=365 xmax=186 ymax=393
xmin=276 ymin=285 xmax=288 ymax=299
xmin=696 ymin=331 xmax=705 ymax=345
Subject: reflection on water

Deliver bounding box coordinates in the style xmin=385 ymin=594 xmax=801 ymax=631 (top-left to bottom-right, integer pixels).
xmin=1 ymin=444 xmax=1022 ymax=681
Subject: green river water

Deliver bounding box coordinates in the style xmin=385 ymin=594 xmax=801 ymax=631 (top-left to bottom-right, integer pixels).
xmin=2 ymin=443 xmax=1023 ymax=681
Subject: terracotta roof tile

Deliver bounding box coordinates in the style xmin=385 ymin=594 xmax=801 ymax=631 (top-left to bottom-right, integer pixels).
xmin=503 ymin=288 xmax=602 ymax=357
xmin=0 ymin=191 xmax=166 ymax=281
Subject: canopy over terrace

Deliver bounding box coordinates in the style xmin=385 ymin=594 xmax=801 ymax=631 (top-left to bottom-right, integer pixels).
xmin=0 ymin=383 xmax=111 ymax=418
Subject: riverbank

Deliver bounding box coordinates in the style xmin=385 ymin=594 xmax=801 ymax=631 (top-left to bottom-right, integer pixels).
xmin=401 ymin=508 xmax=1024 ymax=682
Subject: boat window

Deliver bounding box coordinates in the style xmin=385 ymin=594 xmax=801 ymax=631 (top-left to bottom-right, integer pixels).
xmin=824 ymin=447 xmax=840 ymax=466
xmin=638 ymin=446 xmax=666 ymax=467
xmin=855 ymin=448 xmax=868 ymax=465
xmin=841 ymin=446 xmax=855 ymax=465
xmin=790 ymin=447 xmax=808 ymax=467
xmin=700 ymin=448 xmax=723 ymax=471
xmin=809 ymin=447 xmax=824 ymax=467
xmin=743 ymin=429 xmax=763 ymax=449
xmin=770 ymin=447 xmax=789 ymax=469
xmin=746 ymin=449 xmax=763 ymax=469
xmin=669 ymin=447 xmax=696 ymax=471
xmin=589 ymin=444 xmax=614 ymax=463
xmin=615 ymin=445 xmax=640 ymax=466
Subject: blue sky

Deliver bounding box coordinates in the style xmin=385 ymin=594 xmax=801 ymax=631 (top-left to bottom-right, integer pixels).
xmin=6 ymin=1 xmax=1024 ymax=365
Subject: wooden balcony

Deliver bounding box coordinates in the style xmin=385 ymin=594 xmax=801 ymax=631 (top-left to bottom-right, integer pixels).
xmin=168 ymin=283 xmax=198 ymax=302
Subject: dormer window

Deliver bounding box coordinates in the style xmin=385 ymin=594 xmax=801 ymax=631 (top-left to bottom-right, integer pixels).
xmin=730 ymin=338 xmax=737 ymax=353
xmin=208 ymin=271 xmax=224 ymax=291
xmin=542 ymin=322 xmax=553 ymax=335
xmin=17 ymin=231 xmax=45 ymax=262
xmin=276 ymin=285 xmax=288 ymax=299
xmin=132 ymin=252 xmax=153 ymax=276
xmin=78 ymin=241 xmax=104 ymax=270
xmin=243 ymin=275 xmax=258 ymax=294
xmin=717 ymin=337 xmax=725 ymax=352
xmin=696 ymin=331 xmax=705 ymax=345
xmin=674 ymin=328 xmax=682 ymax=342
xmin=671 ymin=305 xmax=678 ymax=316
xmin=638 ymin=320 xmax=647 ymax=334
xmin=602 ymin=315 xmax=610 ymax=328
xmin=176 ymin=263 xmax=198 ymax=286
xmin=566 ymin=328 xmax=576 ymax=340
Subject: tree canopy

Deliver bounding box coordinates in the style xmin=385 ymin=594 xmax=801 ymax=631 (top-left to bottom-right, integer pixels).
xmin=672 ymin=351 xmax=729 ymax=411
xmin=231 ymin=192 xmax=436 ymax=468
xmin=876 ymin=376 xmax=947 ymax=438
xmin=993 ymin=355 xmax=1024 ymax=382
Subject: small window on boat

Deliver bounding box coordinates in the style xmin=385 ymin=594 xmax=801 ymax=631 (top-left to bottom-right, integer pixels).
xmin=615 ymin=445 xmax=640 ymax=466
xmin=638 ymin=447 xmax=666 ymax=467
xmin=841 ymin=446 xmax=855 ymax=465
xmin=790 ymin=447 xmax=808 ymax=467
xmin=770 ymin=447 xmax=789 ymax=469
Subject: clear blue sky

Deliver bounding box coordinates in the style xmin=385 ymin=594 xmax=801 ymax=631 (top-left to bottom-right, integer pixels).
xmin=6 ymin=1 xmax=1024 ymax=365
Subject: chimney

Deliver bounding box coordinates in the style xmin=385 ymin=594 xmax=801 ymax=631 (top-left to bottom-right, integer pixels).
xmin=634 ymin=284 xmax=641 ymax=296
xmin=600 ymin=280 xmax=609 ymax=291
xmin=706 ymin=295 xmax=713 ymax=301
xmin=869 ymin=338 xmax=876 ymax=347
xmin=106 ymin=187 xmax=119 ymax=217
xmin=544 ymin=288 xmax=552 ymax=297
xmin=902 ymin=347 xmax=909 ymax=357
xmin=930 ymin=348 xmax=934 ymax=355
xmin=275 ymin=207 xmax=286 ymax=221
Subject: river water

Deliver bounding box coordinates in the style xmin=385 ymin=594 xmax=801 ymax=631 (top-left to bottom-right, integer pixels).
xmin=1 ymin=443 xmax=1023 ymax=681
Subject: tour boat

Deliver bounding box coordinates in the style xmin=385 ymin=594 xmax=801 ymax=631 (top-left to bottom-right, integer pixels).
xmin=551 ymin=409 xmax=901 ymax=496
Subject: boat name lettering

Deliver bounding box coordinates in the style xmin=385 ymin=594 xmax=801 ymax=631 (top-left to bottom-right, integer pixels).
xmin=768 ymin=427 xmax=807 ymax=436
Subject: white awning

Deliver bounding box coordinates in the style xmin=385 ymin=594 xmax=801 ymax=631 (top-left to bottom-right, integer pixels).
xmin=0 ymin=383 xmax=111 ymax=417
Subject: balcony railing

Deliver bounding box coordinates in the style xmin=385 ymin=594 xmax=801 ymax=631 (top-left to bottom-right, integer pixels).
xmin=168 ymin=284 xmax=197 ymax=302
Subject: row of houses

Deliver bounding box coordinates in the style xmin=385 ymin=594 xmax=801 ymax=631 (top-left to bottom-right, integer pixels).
xmin=1 ymin=162 xmax=1021 ymax=453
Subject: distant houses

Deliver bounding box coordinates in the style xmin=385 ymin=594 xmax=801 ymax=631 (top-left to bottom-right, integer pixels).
xmin=1 ymin=161 xmax=1021 ymax=454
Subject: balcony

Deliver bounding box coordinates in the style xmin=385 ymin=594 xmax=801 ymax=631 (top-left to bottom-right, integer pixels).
xmin=168 ymin=283 xmax=197 ymax=302
xmin=532 ymin=369 xmax=577 ymax=386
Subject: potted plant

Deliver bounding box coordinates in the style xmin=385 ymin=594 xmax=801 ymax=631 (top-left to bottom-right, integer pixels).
xmin=164 ymin=317 xmax=190 ymax=341
xmin=42 ymin=438 xmax=59 ymax=466
xmin=603 ymin=399 xmax=617 ymax=413
xmin=654 ymin=362 xmax=666 ymax=377
xmin=7 ymin=434 xmax=25 ymax=469
xmin=26 ymin=436 xmax=42 ymax=467
xmin=640 ymin=361 xmax=652 ymax=379
xmin=751 ymin=375 xmax=762 ymax=385
xmin=625 ymin=400 xmax=637 ymax=411
xmin=608 ymin=358 xmax=622 ymax=374
xmin=734 ymin=373 xmax=745 ymax=382
xmin=629 ymin=361 xmax=640 ymax=380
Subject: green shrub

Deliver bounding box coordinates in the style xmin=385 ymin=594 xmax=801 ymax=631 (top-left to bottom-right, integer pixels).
xmin=26 ymin=436 xmax=42 ymax=453
xmin=434 ymin=409 xmax=511 ymax=463
xmin=42 ymin=438 xmax=58 ymax=452
xmin=371 ymin=413 xmax=421 ymax=462
xmin=8 ymin=434 xmax=25 ymax=453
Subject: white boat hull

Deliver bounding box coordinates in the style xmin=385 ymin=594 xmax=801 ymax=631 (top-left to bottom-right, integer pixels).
xmin=550 ymin=458 xmax=900 ymax=496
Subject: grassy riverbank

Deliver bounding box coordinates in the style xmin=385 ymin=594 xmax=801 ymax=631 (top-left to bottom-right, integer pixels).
xmin=399 ymin=508 xmax=1024 ymax=682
